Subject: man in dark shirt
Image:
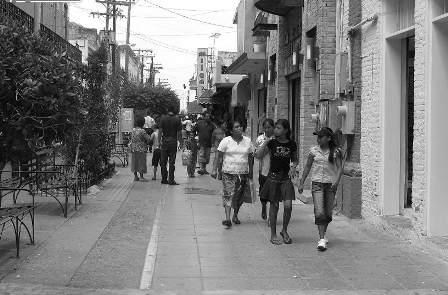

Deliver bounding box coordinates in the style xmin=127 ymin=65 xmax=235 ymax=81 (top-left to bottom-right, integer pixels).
xmin=159 ymin=106 xmax=182 ymax=185
xmin=193 ymin=112 xmax=215 ymax=175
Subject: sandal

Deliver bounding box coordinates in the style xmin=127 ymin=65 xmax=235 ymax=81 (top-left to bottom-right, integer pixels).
xmin=222 ymin=220 xmax=232 ymax=228
xmin=270 ymin=237 xmax=282 ymax=245
xmin=134 ymin=177 xmax=139 ymax=181
xmin=280 ymin=231 xmax=292 ymax=244
xmin=232 ymin=216 xmax=241 ymax=224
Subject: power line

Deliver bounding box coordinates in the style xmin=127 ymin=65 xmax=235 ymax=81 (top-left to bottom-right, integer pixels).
xmin=143 ymin=0 xmax=234 ymax=29
xmin=133 ymin=31 xmax=236 ymax=37
xmin=137 ymin=3 xmax=234 ymax=13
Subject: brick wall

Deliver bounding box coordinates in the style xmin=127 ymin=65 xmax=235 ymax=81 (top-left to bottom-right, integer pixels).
xmin=359 ymin=0 xmax=382 ymax=215
xmin=266 ymin=14 xmax=279 ymax=121
xmin=411 ymin=0 xmax=427 ymax=231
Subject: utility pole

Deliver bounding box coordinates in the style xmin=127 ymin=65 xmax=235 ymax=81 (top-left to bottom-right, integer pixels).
xmin=124 ymin=0 xmax=132 ymax=76
xmin=134 ymin=49 xmax=152 ymax=85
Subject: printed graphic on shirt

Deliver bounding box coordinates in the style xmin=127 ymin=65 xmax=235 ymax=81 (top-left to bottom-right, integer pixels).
xmin=274 ymin=146 xmax=291 ymax=158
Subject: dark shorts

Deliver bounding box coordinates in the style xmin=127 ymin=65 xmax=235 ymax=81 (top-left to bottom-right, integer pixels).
xmin=152 ymin=148 xmax=161 ymax=166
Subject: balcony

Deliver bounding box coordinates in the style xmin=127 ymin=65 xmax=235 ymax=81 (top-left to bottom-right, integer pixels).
xmin=253 ymin=11 xmax=277 ymax=37
xmin=254 ymin=0 xmax=304 ymax=16
xmin=40 ymin=24 xmax=82 ymax=63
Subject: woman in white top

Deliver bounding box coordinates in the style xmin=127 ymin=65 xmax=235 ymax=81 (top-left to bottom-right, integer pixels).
xmin=298 ymin=127 xmax=343 ymax=251
xmin=211 ymin=121 xmax=254 ymax=228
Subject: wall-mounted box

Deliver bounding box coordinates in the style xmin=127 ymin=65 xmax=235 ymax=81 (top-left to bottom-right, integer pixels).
xmin=335 ymin=52 xmax=348 ymax=95
xmin=337 ymin=100 xmax=355 ymax=134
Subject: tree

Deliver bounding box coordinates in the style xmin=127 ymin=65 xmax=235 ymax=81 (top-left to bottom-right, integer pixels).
xmin=0 ymin=19 xmax=83 ymax=165
xmin=123 ymin=84 xmax=180 ymax=118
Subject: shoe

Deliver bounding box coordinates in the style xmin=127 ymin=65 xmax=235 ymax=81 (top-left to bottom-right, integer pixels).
xmin=188 ymin=174 xmax=195 ymax=178
xmin=324 ymin=236 xmax=329 ymax=244
xmin=317 ymin=239 xmax=327 ymax=251
xmin=152 ymin=177 xmax=156 ymax=180
xmin=202 ymin=170 xmax=209 ymax=175
xmin=197 ymin=169 xmax=205 ymax=175
xmin=232 ymin=216 xmax=241 ymax=224
xmin=168 ymin=181 xmax=180 ymax=185
xmin=161 ymin=180 xmax=169 ymax=184
xmin=222 ymin=220 xmax=232 ymax=228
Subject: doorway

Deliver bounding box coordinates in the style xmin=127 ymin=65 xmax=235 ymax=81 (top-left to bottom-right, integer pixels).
xmin=289 ymin=78 xmax=301 ymax=142
xmin=403 ymin=36 xmax=415 ymax=209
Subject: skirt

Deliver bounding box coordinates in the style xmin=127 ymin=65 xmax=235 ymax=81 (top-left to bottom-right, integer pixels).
xmin=259 ymin=172 xmax=296 ymax=203
xmin=131 ymin=152 xmax=147 ymax=173
xmin=221 ymin=173 xmax=251 ymax=209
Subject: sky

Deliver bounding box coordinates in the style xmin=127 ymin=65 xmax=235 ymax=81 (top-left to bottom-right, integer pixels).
xmin=69 ymin=0 xmax=241 ymax=110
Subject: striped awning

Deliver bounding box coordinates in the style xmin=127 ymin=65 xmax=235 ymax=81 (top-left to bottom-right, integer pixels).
xmin=187 ymin=100 xmax=205 ymax=114
xmin=198 ymin=89 xmax=222 ymax=106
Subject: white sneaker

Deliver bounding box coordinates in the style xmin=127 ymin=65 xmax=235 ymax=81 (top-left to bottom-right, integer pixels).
xmin=317 ymin=239 xmax=327 ymax=251
xmin=324 ymin=236 xmax=329 ymax=244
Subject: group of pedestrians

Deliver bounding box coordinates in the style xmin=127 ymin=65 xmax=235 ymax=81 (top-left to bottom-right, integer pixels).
xmin=211 ymin=118 xmax=343 ymax=252
xmin=128 ymin=109 xmax=343 ymax=251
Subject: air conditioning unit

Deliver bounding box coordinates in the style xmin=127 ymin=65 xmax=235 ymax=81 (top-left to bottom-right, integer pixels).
xmin=337 ymin=101 xmax=355 ymax=134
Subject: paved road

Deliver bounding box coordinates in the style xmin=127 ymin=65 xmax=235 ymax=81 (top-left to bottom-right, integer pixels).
xmin=1 ymin=152 xmax=448 ymax=294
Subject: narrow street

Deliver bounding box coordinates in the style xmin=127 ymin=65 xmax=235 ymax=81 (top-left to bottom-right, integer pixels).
xmin=0 ymin=153 xmax=448 ymax=294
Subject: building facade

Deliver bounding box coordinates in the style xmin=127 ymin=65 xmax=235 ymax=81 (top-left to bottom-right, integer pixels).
xmin=68 ymin=22 xmax=100 ymax=65
xmin=232 ymin=0 xmax=448 ymax=237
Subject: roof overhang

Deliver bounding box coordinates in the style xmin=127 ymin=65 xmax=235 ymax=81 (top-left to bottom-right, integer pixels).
xmin=252 ymin=23 xmax=278 ymax=37
xmin=231 ymin=78 xmax=250 ymax=107
xmin=254 ymin=0 xmax=304 ymax=16
xmin=227 ymin=52 xmax=266 ymax=74
xmin=198 ymin=89 xmax=223 ymax=106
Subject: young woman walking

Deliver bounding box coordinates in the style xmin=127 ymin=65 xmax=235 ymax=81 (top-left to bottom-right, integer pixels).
xmin=298 ymin=127 xmax=343 ymax=251
xmin=254 ymin=118 xmax=275 ymax=220
xmin=211 ymin=121 xmax=254 ymax=228
xmin=258 ymin=119 xmax=298 ymax=245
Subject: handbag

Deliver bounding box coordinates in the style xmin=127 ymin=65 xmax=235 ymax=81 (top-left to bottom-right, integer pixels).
xmin=181 ymin=149 xmax=192 ymax=166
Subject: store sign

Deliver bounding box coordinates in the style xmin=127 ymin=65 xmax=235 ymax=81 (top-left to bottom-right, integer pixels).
xmin=197 ymin=48 xmax=208 ymax=91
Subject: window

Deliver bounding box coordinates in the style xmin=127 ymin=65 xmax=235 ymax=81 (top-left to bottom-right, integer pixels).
xmin=397 ymin=0 xmax=415 ymax=31
xmin=201 ymin=65 xmax=203 ymax=71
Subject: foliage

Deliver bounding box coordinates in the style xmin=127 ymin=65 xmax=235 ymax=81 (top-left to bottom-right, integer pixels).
xmin=123 ymin=84 xmax=180 ymax=118
xmin=0 ymin=18 xmax=83 ymax=162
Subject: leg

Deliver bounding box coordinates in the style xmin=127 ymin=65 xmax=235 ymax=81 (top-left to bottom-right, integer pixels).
xmin=269 ymin=201 xmax=281 ymax=244
xmin=324 ymin=185 xmax=336 ymax=237
xmin=153 ymin=166 xmax=157 ymax=180
xmin=160 ymin=145 xmax=169 ymax=183
xmin=134 ymin=172 xmax=139 ymax=181
xmin=312 ymin=183 xmax=327 ymax=239
xmin=168 ymin=144 xmax=177 ymax=183
xmin=259 ymin=173 xmax=268 ymax=220
xmin=280 ymin=200 xmax=293 ymax=242
xmin=232 ymin=206 xmax=240 ymax=224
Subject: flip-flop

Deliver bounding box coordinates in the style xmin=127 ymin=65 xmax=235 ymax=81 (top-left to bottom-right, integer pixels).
xmin=270 ymin=238 xmax=282 ymax=245
xmin=280 ymin=232 xmax=292 ymax=244
xmin=232 ymin=217 xmax=241 ymax=224
xmin=222 ymin=220 xmax=232 ymax=228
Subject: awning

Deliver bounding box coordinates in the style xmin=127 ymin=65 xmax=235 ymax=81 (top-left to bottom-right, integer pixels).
xmin=231 ymin=78 xmax=250 ymax=107
xmin=254 ymin=0 xmax=304 ymax=16
xmin=187 ymin=100 xmax=205 ymax=114
xmin=198 ymin=89 xmax=222 ymax=106
xmin=227 ymin=52 xmax=266 ymax=75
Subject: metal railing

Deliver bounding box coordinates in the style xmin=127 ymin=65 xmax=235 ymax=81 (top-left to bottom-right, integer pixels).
xmin=40 ymin=24 xmax=82 ymax=63
xmin=0 ymin=0 xmax=82 ymax=63
xmin=0 ymin=0 xmax=34 ymax=31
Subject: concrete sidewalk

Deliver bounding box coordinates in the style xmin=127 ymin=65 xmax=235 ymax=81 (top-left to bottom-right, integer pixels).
xmin=148 ymin=157 xmax=448 ymax=293
xmin=1 ymin=152 xmax=448 ymax=294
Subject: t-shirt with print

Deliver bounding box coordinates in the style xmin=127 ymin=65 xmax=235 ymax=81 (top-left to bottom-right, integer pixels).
xmin=267 ymin=139 xmax=297 ymax=174
xmin=217 ymin=136 xmax=254 ymax=175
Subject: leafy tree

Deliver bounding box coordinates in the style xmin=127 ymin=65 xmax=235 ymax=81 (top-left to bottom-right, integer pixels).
xmin=123 ymin=84 xmax=180 ymax=118
xmin=0 ymin=19 xmax=83 ymax=165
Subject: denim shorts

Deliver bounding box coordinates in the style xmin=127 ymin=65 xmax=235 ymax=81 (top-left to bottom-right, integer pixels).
xmin=311 ymin=182 xmax=336 ymax=225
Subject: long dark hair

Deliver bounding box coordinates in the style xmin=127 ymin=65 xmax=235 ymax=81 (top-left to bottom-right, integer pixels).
xmin=324 ymin=127 xmax=338 ymax=164
xmin=275 ymin=119 xmax=292 ymax=140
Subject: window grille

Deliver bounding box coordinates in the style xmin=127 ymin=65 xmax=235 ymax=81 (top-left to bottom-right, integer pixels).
xmin=397 ymin=0 xmax=415 ymax=31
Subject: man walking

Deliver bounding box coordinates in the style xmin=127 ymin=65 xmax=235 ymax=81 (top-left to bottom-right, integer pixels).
xmin=193 ymin=112 xmax=215 ymax=175
xmin=159 ymin=106 xmax=182 ymax=185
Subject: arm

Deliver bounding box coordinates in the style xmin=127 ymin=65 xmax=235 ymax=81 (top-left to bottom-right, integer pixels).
xmin=211 ymin=151 xmax=223 ymax=179
xmin=331 ymin=153 xmax=343 ymax=191
xmin=255 ymin=137 xmax=273 ymax=159
xmin=289 ymin=149 xmax=299 ymax=178
xmin=298 ymin=154 xmax=314 ymax=194
xmin=158 ymin=128 xmax=163 ymax=145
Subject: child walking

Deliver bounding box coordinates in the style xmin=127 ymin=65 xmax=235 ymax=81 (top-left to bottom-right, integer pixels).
xmin=258 ymin=119 xmax=298 ymax=245
xmin=150 ymin=124 xmax=161 ymax=180
xmin=298 ymin=127 xmax=343 ymax=251
xmin=184 ymin=131 xmax=198 ymax=178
